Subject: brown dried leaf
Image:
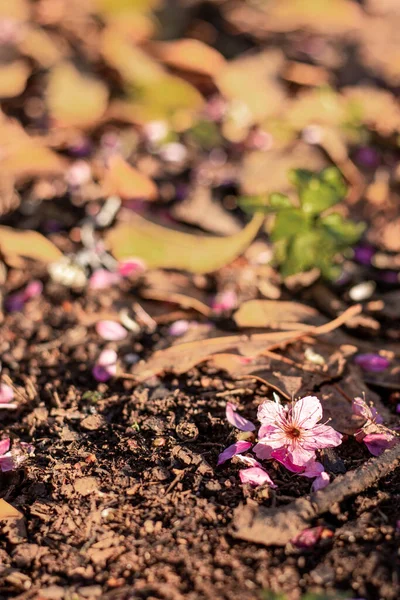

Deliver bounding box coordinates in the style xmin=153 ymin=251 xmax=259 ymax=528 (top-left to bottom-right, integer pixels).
xmin=358 ymin=17 xmax=400 ymax=85
xmin=343 ymin=86 xmax=400 ymax=136
xmin=18 ymin=27 xmax=62 ymax=68
xmin=149 ymin=39 xmax=226 ymax=78
xmin=101 ymin=155 xmax=158 ymax=201
xmin=140 ymin=271 xmax=211 ymax=317
xmin=0 ymin=61 xmax=30 ymax=99
xmin=0 ymin=226 xmax=63 ymax=264
xmin=234 ymin=300 xmax=322 ymax=330
xmin=0 ymin=499 xmax=22 ymax=520
xmin=47 ymin=62 xmax=109 ymax=128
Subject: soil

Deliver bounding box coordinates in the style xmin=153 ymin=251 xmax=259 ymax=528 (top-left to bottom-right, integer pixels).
xmin=0 ymin=282 xmax=399 ymax=600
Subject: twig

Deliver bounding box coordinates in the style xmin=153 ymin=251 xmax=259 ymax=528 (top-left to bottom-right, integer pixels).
xmin=231 ymin=443 xmax=400 ymax=546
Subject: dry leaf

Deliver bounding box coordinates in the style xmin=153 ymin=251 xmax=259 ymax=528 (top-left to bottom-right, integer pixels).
xmin=0 ymin=0 xmax=29 ymax=21
xmin=18 ymin=27 xmax=62 ymax=67
xmin=343 ymin=86 xmax=400 ymax=136
xmin=101 ymin=155 xmax=158 ymax=201
xmin=0 ymin=61 xmax=30 ymax=98
xmin=0 ymin=499 xmax=22 ymax=520
xmin=234 ymin=300 xmax=322 ymax=330
xmin=106 ymin=213 xmax=264 ymax=273
xmin=0 ymin=226 xmax=63 ymax=264
xmin=149 ymin=39 xmax=226 ymax=78
xmin=217 ymin=50 xmax=285 ymax=128
xmin=141 ymin=271 xmax=212 ymax=317
xmin=47 ymin=62 xmax=109 ymax=128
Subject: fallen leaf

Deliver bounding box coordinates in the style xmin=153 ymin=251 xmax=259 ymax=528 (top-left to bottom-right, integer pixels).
xmin=216 ymin=50 xmax=285 ymax=126
xmin=18 ymin=27 xmax=62 ymax=67
xmin=0 ymin=0 xmax=29 ymax=21
xmin=106 ymin=212 xmax=264 ymax=273
xmin=234 ymin=300 xmax=322 ymax=330
xmin=0 ymin=61 xmax=30 ymax=98
xmin=343 ymin=86 xmax=400 ymax=136
xmin=149 ymin=39 xmax=226 ymax=78
xmin=47 ymin=62 xmax=109 ymax=128
xmin=101 ymin=155 xmax=158 ymax=201
xmin=0 ymin=499 xmax=22 ymax=520
xmin=0 ymin=226 xmax=63 ymax=264
xmin=140 ymin=271 xmax=212 ymax=317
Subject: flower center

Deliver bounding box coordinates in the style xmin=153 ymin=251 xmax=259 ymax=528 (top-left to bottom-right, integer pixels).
xmin=287 ymin=426 xmax=301 ymax=439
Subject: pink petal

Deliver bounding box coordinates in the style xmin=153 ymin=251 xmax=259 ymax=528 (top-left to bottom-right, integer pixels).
xmin=97 ymin=349 xmax=118 ymax=367
xmin=287 ymin=444 xmax=316 ymax=468
xmin=257 ymin=400 xmax=282 ymax=425
xmin=0 ymin=438 xmax=10 ymax=455
xmin=352 ymin=397 xmax=383 ymax=424
xmin=271 ymin=447 xmax=312 ymax=473
xmin=168 ymin=320 xmax=190 ymax=337
xmin=217 ymin=441 xmax=252 ymax=466
xmin=312 ymin=471 xmax=330 ymax=491
xmin=226 ymin=403 xmax=255 ymax=432
xmin=291 ymin=396 xmax=322 ymax=429
xmin=236 ymin=455 xmax=261 ymax=468
xmin=363 ymin=432 xmax=397 ymax=456
xmin=354 ymin=353 xmax=390 ymax=373
xmin=0 ymin=384 xmax=14 ymax=403
xmin=0 ymin=453 xmax=15 ymax=472
xmin=301 ymin=459 xmax=325 ymax=478
xmin=89 ymin=269 xmax=121 ymax=290
xmin=239 ymin=466 xmax=277 ymax=488
xmin=118 ymin=258 xmax=146 ymax=277
xmin=93 ymin=349 xmax=118 ymax=382
xmin=292 ymin=526 xmax=324 ymax=549
xmin=211 ymin=289 xmax=237 ymax=314
xmin=302 ymin=424 xmax=342 ymax=450
xmin=23 ymin=280 xmax=43 ymax=300
xmin=96 ymin=320 xmax=128 ymax=341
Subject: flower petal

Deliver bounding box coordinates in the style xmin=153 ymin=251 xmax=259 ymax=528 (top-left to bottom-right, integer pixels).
xmin=363 ymin=432 xmax=397 ymax=456
xmin=226 ymin=403 xmax=255 ymax=432
xmin=354 ymin=353 xmax=390 ymax=373
xmin=89 ymin=269 xmax=121 ymax=290
xmin=301 ymin=459 xmax=325 ymax=478
xmin=168 ymin=320 xmax=190 ymax=337
xmin=0 ymin=438 xmax=10 ymax=455
xmin=118 ymin=257 xmax=146 ymax=277
xmin=217 ymin=441 xmax=252 ymax=466
xmin=292 ymin=526 xmax=325 ymax=548
xmin=287 ymin=443 xmax=316 ymax=468
xmin=0 ymin=453 xmax=15 ymax=472
xmin=312 ymin=471 xmax=330 ymax=492
xmin=0 ymin=384 xmax=14 ymax=404
xmin=270 ymin=448 xmax=306 ymax=473
xmin=302 ymin=424 xmax=342 ymax=449
xmin=257 ymin=400 xmax=281 ymax=425
xmin=96 ymin=320 xmax=128 ymax=341
xmin=239 ymin=466 xmax=276 ymax=488
xmin=291 ymin=396 xmax=322 ymax=429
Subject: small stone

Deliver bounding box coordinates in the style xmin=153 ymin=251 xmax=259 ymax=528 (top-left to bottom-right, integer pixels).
xmin=38 ymin=586 xmax=65 ymax=599
xmin=176 ymin=421 xmax=199 ymax=442
xmin=74 ymin=477 xmax=98 ymax=496
xmin=80 ymin=414 xmax=105 ymax=431
xmin=78 ymin=585 xmax=103 ymax=598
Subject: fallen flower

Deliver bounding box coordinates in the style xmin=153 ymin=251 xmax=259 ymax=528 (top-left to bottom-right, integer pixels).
xmin=254 ymin=396 xmax=342 ymax=470
xmin=239 ymin=466 xmax=276 ymax=488
xmin=352 ymin=396 xmax=383 ymax=424
xmin=0 ymin=383 xmax=17 ymax=410
xmin=118 ymin=257 xmax=146 ymax=277
xmin=352 ymin=396 xmax=397 ymax=456
xmin=291 ymin=525 xmax=331 ymax=549
xmin=226 ymin=402 xmax=256 ymax=432
xmin=0 ymin=438 xmax=34 ymax=472
xmin=96 ymin=320 xmax=128 ymax=341
xmin=168 ymin=319 xmax=190 ymax=337
xmin=361 ymin=432 xmax=397 ymax=457
xmin=354 ymin=353 xmax=390 ymax=373
xmin=211 ymin=289 xmax=237 ymax=314
xmin=5 ymin=280 xmax=43 ymax=312
xmin=312 ymin=471 xmax=330 ymax=492
xmin=89 ymin=269 xmax=121 ymax=290
xmin=92 ymin=349 xmax=118 ymax=382
xmin=217 ymin=440 xmax=252 ymax=466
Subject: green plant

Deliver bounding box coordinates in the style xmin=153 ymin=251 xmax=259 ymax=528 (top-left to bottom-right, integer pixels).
xmin=240 ymin=167 xmax=365 ymax=279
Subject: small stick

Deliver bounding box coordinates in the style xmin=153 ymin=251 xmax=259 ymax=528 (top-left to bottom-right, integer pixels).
xmin=231 ymin=443 xmax=400 ymax=546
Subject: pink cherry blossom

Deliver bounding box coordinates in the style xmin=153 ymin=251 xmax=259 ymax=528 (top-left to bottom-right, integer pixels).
xmin=92 ymin=349 xmax=118 ymax=382
xmin=211 ymin=289 xmax=237 ymax=314
xmin=217 ymin=441 xmax=252 ymax=466
xmin=312 ymin=471 xmax=330 ymax=492
xmin=291 ymin=526 xmax=326 ymax=548
xmin=239 ymin=466 xmax=276 ymax=488
xmin=354 ymin=353 xmax=390 ymax=372
xmin=0 ymin=438 xmax=34 ymax=472
xmin=118 ymin=258 xmax=146 ymax=277
xmin=5 ymin=280 xmax=43 ymax=312
xmin=96 ymin=320 xmax=128 ymax=341
xmin=352 ymin=397 xmax=383 ymax=424
xmin=168 ymin=320 xmax=190 ymax=337
xmin=226 ymin=403 xmax=256 ymax=432
xmin=361 ymin=432 xmax=397 ymax=456
xmin=89 ymin=269 xmax=121 ymax=290
xmin=253 ymin=396 xmax=342 ymax=470
xmin=352 ymin=396 xmax=397 ymax=456
xmin=0 ymin=383 xmax=17 ymax=409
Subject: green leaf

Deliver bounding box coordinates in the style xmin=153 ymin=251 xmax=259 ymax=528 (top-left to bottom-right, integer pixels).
xmin=106 ymin=212 xmax=264 ymax=273
xmin=188 ymin=120 xmax=222 ymax=150
xmin=320 ymin=213 xmax=365 ymax=246
xmin=269 ymin=192 xmax=293 ymax=209
xmin=271 ymin=208 xmax=310 ymax=241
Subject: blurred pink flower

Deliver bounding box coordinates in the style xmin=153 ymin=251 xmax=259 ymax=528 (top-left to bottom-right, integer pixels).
xmin=291 ymin=526 xmax=329 ymax=549
xmin=118 ymin=258 xmax=146 ymax=277
xmin=254 ymin=396 xmax=342 ymax=469
xmin=96 ymin=320 xmax=128 ymax=341
xmin=92 ymin=349 xmax=118 ymax=382
xmin=211 ymin=289 xmax=237 ymax=314
xmin=354 ymin=353 xmax=390 ymax=373
xmin=89 ymin=269 xmax=121 ymax=290
xmin=226 ymin=402 xmax=255 ymax=432
xmin=5 ymin=280 xmax=43 ymax=312
xmin=0 ymin=383 xmax=17 ymax=410
xmin=168 ymin=319 xmax=190 ymax=337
